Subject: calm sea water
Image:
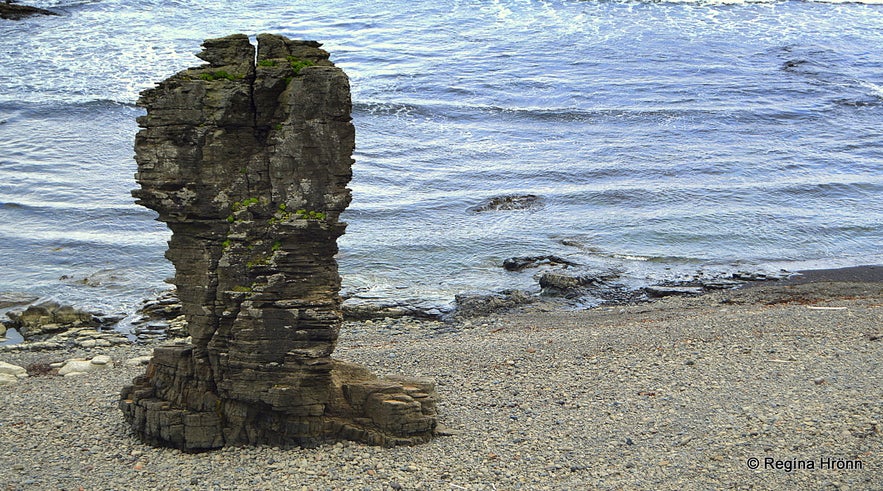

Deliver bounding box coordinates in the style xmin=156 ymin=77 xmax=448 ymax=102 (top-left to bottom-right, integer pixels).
xmin=1 ymin=0 xmax=882 ymax=315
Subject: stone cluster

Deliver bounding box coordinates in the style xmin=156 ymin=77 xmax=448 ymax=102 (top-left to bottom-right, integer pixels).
xmin=130 ymin=289 xmax=187 ymax=341
xmin=119 ymin=34 xmax=438 ymax=451
xmin=1 ymin=301 xmax=130 ymax=351
xmin=0 ymin=328 xmax=130 ymax=352
xmin=4 ymin=301 xmax=99 ymax=339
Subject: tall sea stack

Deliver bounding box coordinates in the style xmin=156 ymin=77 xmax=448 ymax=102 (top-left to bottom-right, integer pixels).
xmin=120 ymin=34 xmax=438 ymax=450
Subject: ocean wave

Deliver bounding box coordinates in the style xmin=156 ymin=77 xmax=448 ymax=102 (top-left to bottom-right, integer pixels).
xmin=775 ymin=45 xmax=883 ymax=108
xmin=0 ymin=223 xmax=168 ymax=248
xmin=618 ymin=253 xmax=706 ymax=264
xmin=29 ymin=0 xmax=106 ymax=8
xmin=773 ymin=181 xmax=882 ymax=200
xmin=857 ymin=80 xmax=883 ymax=98
xmin=354 ymin=99 xmax=748 ymax=124
xmin=352 ymin=101 xmax=429 ymax=117
xmin=0 ymin=199 xmax=149 ymax=215
xmin=0 ymin=99 xmax=140 ymax=120
xmin=355 ymin=95 xmax=861 ymax=125
xmin=835 ymin=80 xmax=883 ymax=107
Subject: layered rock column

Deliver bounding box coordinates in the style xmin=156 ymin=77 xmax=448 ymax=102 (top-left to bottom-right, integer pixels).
xmin=120 ymin=34 xmax=438 ymax=450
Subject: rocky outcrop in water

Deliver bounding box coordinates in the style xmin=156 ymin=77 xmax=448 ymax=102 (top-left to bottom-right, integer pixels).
xmin=119 ymin=34 xmax=438 ymax=451
xmin=502 ymin=255 xmax=579 ymax=272
xmin=0 ymin=2 xmax=58 ymax=20
xmin=470 ymin=194 xmax=542 ymax=212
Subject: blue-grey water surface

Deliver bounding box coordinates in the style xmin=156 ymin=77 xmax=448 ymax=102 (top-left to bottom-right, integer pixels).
xmin=1 ymin=0 xmax=882 ymax=315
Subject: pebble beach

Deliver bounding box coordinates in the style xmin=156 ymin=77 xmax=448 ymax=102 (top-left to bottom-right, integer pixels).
xmin=1 ymin=277 xmax=881 ymax=490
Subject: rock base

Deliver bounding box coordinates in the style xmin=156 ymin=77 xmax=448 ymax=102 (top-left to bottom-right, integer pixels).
xmin=120 ymin=345 xmax=437 ymax=450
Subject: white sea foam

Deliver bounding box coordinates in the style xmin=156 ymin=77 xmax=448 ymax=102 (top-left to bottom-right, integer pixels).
xmin=858 ymin=80 xmax=883 ymax=98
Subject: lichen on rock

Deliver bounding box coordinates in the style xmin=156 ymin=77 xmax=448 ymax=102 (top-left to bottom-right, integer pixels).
xmin=120 ymin=34 xmax=438 ymax=451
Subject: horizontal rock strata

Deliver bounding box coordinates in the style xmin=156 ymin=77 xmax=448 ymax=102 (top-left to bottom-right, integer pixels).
xmin=120 ymin=34 xmax=437 ymax=451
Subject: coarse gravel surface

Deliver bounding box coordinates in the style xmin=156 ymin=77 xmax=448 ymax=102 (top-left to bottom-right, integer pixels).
xmin=1 ymin=281 xmax=881 ymax=490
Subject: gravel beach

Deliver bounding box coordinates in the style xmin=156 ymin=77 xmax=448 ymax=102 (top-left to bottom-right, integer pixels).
xmin=1 ymin=279 xmax=880 ymax=490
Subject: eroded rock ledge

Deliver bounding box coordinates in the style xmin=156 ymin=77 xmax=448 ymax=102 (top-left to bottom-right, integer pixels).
xmin=119 ymin=34 xmax=438 ymax=451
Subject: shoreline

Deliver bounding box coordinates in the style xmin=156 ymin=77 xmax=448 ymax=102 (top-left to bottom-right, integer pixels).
xmin=1 ymin=270 xmax=881 ymax=489
xmin=342 ymin=263 xmax=883 ymax=321
xmin=454 ymin=263 xmax=883 ymax=319
xmin=2 ymin=264 xmax=882 ymax=348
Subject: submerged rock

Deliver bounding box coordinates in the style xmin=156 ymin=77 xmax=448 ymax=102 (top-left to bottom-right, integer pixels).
xmin=471 ymin=194 xmax=542 ymax=212
xmin=0 ymin=3 xmax=58 ymax=20
xmin=120 ymin=34 xmax=438 ymax=451
xmin=502 ymin=255 xmax=579 ymax=272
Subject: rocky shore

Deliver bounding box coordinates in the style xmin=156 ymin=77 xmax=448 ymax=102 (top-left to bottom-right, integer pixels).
xmin=1 ymin=274 xmax=880 ymax=490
